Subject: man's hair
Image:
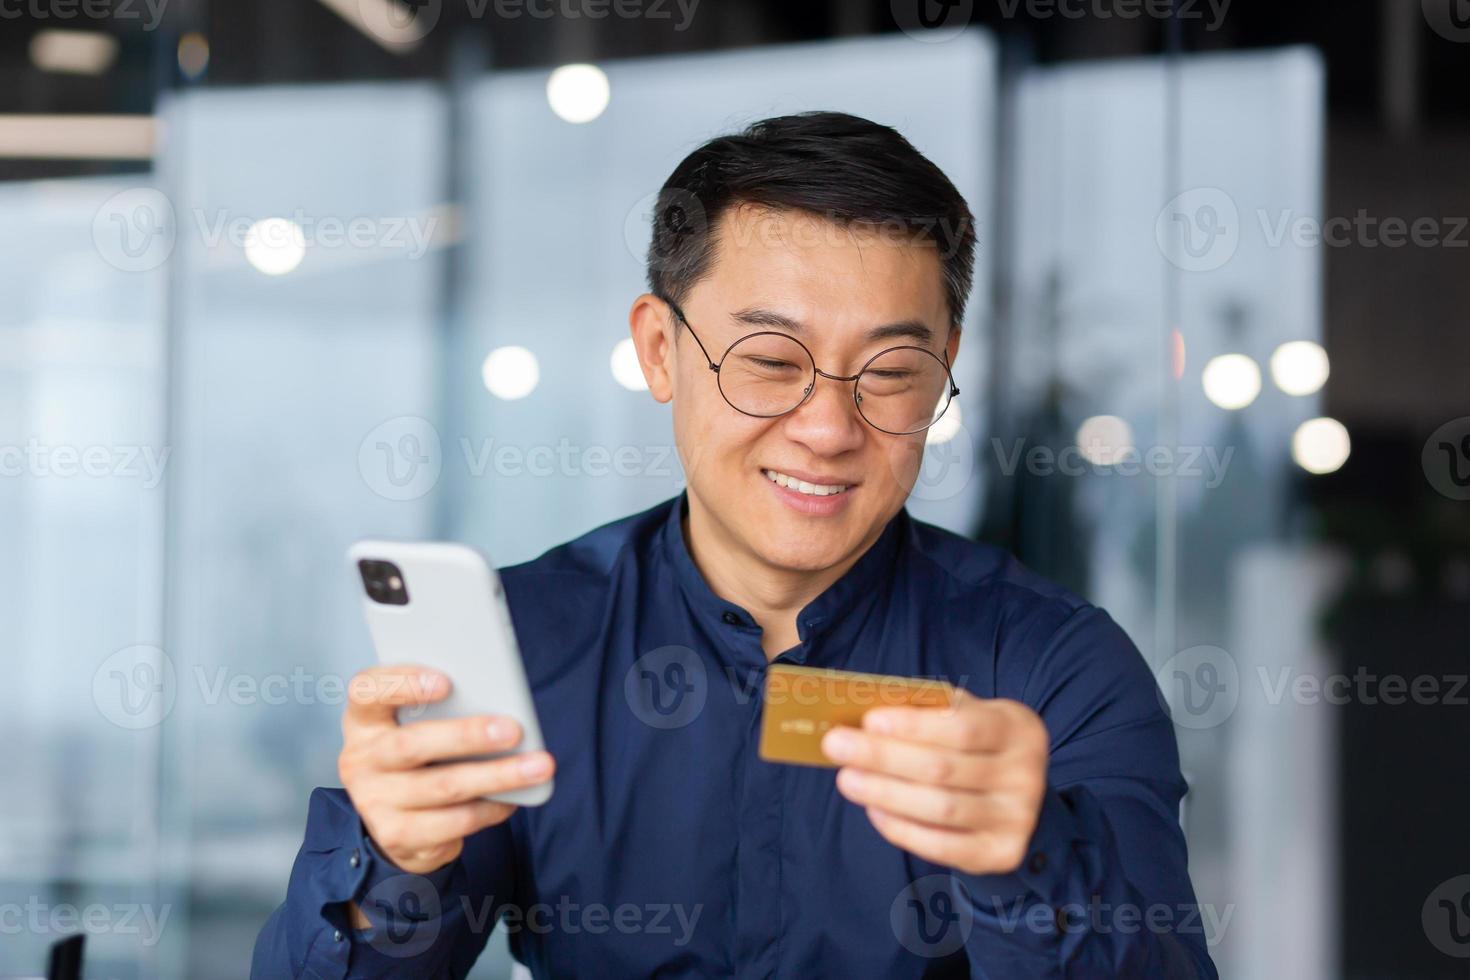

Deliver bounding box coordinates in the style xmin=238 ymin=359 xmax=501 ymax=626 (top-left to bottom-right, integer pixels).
xmin=646 ymin=111 xmax=978 ymax=331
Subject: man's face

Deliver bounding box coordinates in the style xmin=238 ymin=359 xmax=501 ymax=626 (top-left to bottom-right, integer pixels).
xmin=667 ymin=204 xmax=960 ymax=573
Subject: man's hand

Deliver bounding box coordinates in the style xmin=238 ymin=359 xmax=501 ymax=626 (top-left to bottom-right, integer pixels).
xmin=338 ymin=665 xmax=556 ymax=877
xmin=820 ymin=692 xmax=1048 ymax=876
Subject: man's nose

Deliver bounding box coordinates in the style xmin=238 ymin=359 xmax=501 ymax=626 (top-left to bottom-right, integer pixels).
xmin=780 ymin=372 xmax=867 ymax=454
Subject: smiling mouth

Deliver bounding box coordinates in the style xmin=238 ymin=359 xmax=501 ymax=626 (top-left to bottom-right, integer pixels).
xmin=762 ymin=469 xmax=852 ymax=497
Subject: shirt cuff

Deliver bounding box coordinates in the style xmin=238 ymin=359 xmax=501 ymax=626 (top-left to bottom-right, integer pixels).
xmin=953 ymin=786 xmax=1092 ymax=935
xmin=357 ymin=834 xmax=460 ymax=901
xmin=347 ymin=831 xmax=464 ymax=959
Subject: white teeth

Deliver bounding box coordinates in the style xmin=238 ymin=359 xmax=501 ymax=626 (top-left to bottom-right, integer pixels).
xmin=763 ymin=469 xmax=849 ymax=496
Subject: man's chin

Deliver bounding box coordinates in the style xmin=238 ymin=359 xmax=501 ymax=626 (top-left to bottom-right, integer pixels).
xmin=746 ymin=531 xmax=855 ymax=574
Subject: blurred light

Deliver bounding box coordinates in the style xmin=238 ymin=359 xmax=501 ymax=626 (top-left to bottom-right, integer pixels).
xmin=1269 ymin=340 xmax=1330 ymax=396
xmin=243 ymin=218 xmax=307 ymax=276
xmin=1170 ymin=329 xmax=1186 ymax=380
xmin=610 ymin=338 xmax=647 ymax=391
xmin=482 ymin=346 xmax=540 ymax=400
xmin=1201 ymin=353 xmax=1261 ymax=410
xmin=1292 ymin=416 xmax=1350 ymax=474
xmin=177 ymin=33 xmax=210 ymax=78
xmin=547 ymin=64 xmax=611 ymax=124
xmin=0 ymin=114 xmax=154 ymax=160
xmin=316 ymin=0 xmax=427 ymax=53
xmin=1075 ymin=415 xmax=1135 ymax=466
xmin=926 ymin=399 xmax=963 ymax=445
xmin=29 ymin=30 xmax=118 ymax=75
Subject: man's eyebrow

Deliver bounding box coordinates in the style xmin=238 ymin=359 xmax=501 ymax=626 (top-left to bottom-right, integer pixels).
xmin=729 ymin=307 xmax=935 ymax=345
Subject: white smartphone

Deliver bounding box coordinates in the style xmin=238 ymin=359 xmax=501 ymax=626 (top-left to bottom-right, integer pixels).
xmin=348 ymin=539 xmax=553 ymax=807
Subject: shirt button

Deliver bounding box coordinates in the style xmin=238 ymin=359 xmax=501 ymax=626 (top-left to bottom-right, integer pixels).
xmin=349 ymin=848 xmax=360 ymax=869
xmin=1027 ymin=852 xmax=1047 ymax=875
xmin=721 ymin=611 xmax=740 ymax=625
xmin=334 ymin=928 xmax=344 ymax=942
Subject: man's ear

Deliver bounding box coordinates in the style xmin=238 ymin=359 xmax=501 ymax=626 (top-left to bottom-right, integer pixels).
xmin=946 ymin=323 xmax=961 ymax=367
xmin=629 ymin=293 xmax=676 ymax=404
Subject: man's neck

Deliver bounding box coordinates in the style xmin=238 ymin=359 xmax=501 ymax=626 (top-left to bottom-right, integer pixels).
xmin=681 ymin=494 xmax=877 ymax=661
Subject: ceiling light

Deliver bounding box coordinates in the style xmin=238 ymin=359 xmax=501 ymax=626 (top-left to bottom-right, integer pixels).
xmin=547 ymin=64 xmax=611 ymax=124
xmin=1201 ymin=353 xmax=1261 ymax=410
xmin=482 ymin=346 xmax=540 ymax=400
xmin=610 ymin=338 xmax=647 ymax=391
xmin=30 ymin=30 xmax=119 ymax=76
xmin=0 ymin=115 xmax=154 ymax=160
xmin=1269 ymin=341 xmax=1329 ymax=396
xmin=1292 ymin=417 xmax=1350 ymax=474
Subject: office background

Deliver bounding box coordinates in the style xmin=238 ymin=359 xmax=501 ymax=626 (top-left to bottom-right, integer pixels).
xmin=1 ymin=1 xmax=1467 ymax=977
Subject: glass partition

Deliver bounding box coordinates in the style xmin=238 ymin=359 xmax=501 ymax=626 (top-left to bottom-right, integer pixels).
xmin=151 ymin=83 xmax=451 ymax=976
xmin=999 ymin=46 xmax=1328 ymax=980
xmin=0 ymin=175 xmax=170 ymax=978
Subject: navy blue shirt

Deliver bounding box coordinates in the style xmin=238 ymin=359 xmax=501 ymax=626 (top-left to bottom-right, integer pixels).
xmin=253 ymin=492 xmax=1216 ymax=978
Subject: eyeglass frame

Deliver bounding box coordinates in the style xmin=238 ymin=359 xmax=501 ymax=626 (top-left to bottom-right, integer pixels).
xmin=658 ymin=295 xmax=960 ymax=436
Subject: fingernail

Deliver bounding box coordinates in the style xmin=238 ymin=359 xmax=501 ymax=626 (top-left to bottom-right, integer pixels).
xmin=838 ymin=768 xmax=866 ymax=793
xmin=823 ymin=728 xmax=857 ymax=762
xmin=486 ymin=720 xmax=511 ymax=743
xmin=864 ymin=711 xmax=894 ymax=734
xmin=519 ymin=754 xmax=551 ymax=779
xmin=418 ymin=673 xmax=444 ymax=696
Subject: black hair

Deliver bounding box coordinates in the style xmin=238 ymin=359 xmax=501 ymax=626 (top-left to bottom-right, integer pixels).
xmin=646 ymin=111 xmax=977 ymax=331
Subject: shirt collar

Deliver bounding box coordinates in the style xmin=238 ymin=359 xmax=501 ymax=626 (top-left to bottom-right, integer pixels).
xmin=659 ymin=490 xmax=909 ymax=660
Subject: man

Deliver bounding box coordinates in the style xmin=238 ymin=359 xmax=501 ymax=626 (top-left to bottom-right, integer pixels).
xmin=254 ymin=111 xmax=1216 ymax=978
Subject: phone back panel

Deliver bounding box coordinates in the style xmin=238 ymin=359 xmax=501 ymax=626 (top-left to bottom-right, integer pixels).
xmin=349 ymin=539 xmax=552 ymax=806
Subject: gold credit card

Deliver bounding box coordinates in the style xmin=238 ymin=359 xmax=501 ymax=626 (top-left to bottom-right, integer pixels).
xmin=758 ymin=664 xmax=959 ymax=768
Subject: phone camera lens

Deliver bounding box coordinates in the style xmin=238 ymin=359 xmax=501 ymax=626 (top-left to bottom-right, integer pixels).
xmin=359 ymin=559 xmax=409 ymax=606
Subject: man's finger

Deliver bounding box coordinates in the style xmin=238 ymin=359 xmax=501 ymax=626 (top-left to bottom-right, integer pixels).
xmin=344 ymin=665 xmax=451 ymax=726
xmin=862 ymin=695 xmax=1019 ymax=754
xmin=391 ymin=752 xmax=557 ymax=809
xmin=370 ymin=799 xmax=516 ymax=855
xmin=835 ymin=767 xmax=1015 ymax=830
xmin=820 ymin=726 xmax=1001 ymax=789
xmin=864 ymin=807 xmax=1022 ymax=874
xmin=372 ymin=714 xmax=523 ymax=770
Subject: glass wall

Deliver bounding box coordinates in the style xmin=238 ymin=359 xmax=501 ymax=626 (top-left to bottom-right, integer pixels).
xmin=0 ymin=176 xmax=170 ymax=977
xmin=999 ymin=47 xmax=1329 ymax=980
xmin=153 ymin=82 xmax=451 ymax=977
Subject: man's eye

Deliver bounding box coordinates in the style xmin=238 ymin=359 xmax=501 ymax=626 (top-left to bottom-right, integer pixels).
xmin=748 ymin=357 xmax=798 ymax=371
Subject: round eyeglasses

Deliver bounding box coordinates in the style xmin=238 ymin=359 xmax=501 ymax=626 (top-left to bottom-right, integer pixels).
xmin=662 ymin=298 xmax=959 ymax=436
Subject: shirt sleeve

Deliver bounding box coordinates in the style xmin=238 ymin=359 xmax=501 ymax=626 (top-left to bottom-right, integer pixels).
xmin=250 ymin=787 xmax=518 ymax=979
xmin=953 ymin=604 xmax=1219 ymax=979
